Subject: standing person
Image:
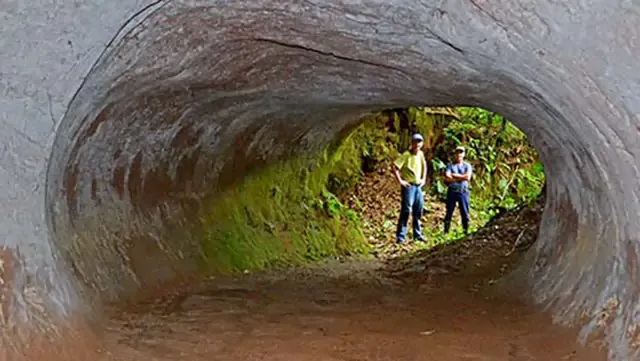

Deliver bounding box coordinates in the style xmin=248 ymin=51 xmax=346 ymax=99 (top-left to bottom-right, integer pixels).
xmin=443 ymin=146 xmax=473 ymax=235
xmin=392 ymin=134 xmax=427 ymax=244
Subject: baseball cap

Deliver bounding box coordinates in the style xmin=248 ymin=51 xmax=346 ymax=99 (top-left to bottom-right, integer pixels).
xmin=412 ymin=133 xmax=424 ymax=142
xmin=455 ymin=146 xmax=465 ymax=153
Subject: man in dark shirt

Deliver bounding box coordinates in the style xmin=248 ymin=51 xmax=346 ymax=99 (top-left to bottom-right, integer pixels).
xmin=443 ymin=146 xmax=473 ymax=235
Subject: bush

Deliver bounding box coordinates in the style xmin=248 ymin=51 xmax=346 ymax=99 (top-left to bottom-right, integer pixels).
xmin=430 ymin=107 xmax=545 ymax=224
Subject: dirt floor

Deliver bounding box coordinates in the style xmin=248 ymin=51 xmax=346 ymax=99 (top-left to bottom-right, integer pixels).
xmin=90 ymin=170 xmax=606 ymax=361
xmin=99 ymin=193 xmax=602 ymax=361
xmin=99 ymin=256 xmax=606 ymax=361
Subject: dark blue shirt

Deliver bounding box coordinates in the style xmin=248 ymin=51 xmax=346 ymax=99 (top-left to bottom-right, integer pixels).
xmin=446 ymin=162 xmax=472 ymax=192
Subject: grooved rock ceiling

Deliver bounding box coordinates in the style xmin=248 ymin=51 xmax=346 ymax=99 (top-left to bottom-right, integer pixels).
xmin=1 ymin=1 xmax=639 ymax=360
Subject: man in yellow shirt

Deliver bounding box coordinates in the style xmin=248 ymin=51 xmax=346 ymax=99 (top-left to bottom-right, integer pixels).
xmin=392 ymin=133 xmax=427 ymax=244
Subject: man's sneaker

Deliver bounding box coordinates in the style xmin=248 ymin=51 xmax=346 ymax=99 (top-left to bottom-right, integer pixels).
xmin=396 ymin=238 xmax=406 ymax=244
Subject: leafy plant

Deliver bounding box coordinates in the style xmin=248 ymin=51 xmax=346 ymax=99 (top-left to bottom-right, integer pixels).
xmin=336 ymin=106 xmax=545 ymax=239
xmin=432 ymin=107 xmax=545 ymax=225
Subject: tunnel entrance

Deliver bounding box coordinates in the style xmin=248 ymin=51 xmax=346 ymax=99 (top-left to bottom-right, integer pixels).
xmin=193 ymin=105 xmax=546 ymax=275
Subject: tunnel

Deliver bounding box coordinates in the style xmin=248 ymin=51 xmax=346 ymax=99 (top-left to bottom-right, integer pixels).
xmin=1 ymin=0 xmax=640 ymax=360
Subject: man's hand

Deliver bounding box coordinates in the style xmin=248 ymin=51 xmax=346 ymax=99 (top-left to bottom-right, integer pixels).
xmin=400 ymin=179 xmax=410 ymax=188
xmin=419 ymin=179 xmax=426 ymax=188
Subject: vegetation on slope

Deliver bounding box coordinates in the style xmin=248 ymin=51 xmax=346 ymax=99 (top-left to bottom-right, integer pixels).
xmin=198 ymin=152 xmax=370 ymax=275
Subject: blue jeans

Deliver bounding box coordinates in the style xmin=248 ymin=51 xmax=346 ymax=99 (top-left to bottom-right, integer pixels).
xmin=396 ymin=184 xmax=424 ymax=243
xmin=444 ymin=189 xmax=470 ymax=233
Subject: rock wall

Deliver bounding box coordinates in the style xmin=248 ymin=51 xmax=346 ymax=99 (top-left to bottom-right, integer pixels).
xmin=1 ymin=1 xmax=639 ymax=360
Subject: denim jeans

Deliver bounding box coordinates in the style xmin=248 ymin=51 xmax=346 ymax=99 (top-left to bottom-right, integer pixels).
xmin=444 ymin=189 xmax=470 ymax=233
xmin=396 ymin=184 xmax=424 ymax=243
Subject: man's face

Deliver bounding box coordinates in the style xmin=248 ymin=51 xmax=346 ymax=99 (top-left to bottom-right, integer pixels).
xmin=411 ymin=140 xmax=423 ymax=152
xmin=455 ymin=151 xmax=465 ymax=162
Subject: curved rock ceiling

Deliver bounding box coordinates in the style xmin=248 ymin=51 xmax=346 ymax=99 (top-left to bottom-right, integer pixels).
xmin=1 ymin=1 xmax=639 ymax=360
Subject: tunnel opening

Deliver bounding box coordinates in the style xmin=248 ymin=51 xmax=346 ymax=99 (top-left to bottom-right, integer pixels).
xmin=1 ymin=1 xmax=632 ymax=361
xmin=192 ymin=106 xmax=546 ymax=276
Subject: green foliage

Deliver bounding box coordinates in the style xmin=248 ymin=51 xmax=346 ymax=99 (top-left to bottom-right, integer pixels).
xmin=337 ymin=106 xmax=545 ymax=242
xmin=429 ymin=107 xmax=545 ymax=226
xmin=199 ymin=154 xmax=370 ymax=275
xmin=326 ymin=116 xmax=396 ymax=196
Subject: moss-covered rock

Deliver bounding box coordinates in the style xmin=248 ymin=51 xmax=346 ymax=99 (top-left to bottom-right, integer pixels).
xmin=198 ymin=152 xmax=370 ymax=275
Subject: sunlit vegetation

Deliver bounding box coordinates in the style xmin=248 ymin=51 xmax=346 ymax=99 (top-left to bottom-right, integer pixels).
xmin=198 ymin=107 xmax=545 ymax=273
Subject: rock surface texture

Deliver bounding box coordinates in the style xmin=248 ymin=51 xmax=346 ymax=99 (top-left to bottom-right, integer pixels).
xmin=1 ymin=0 xmax=639 ymax=360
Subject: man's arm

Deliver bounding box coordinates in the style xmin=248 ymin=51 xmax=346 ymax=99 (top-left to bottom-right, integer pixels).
xmin=393 ymin=165 xmax=409 ymax=187
xmin=452 ymin=164 xmax=472 ymax=181
xmin=451 ymin=172 xmax=469 ymax=181
xmin=392 ymin=155 xmax=410 ymax=187
xmin=445 ymin=171 xmax=458 ymax=183
xmin=444 ymin=165 xmax=456 ymax=184
xmin=419 ymin=154 xmax=427 ymax=186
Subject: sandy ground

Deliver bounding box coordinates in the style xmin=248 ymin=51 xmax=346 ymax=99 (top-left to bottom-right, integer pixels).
xmin=97 ymin=258 xmax=606 ymax=361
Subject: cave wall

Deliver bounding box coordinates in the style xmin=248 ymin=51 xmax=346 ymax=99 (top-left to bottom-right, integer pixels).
xmin=1 ymin=1 xmax=639 ymax=360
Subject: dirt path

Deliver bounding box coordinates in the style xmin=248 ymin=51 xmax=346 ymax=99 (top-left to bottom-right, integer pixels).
xmin=89 ymin=170 xmax=595 ymax=361
xmin=98 ymin=258 xmax=606 ymax=361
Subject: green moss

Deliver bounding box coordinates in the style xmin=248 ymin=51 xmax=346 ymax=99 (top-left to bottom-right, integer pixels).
xmin=326 ymin=115 xmax=395 ymax=196
xmin=198 ymin=152 xmax=370 ymax=275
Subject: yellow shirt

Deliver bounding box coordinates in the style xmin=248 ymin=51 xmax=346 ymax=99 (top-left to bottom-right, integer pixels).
xmin=394 ymin=150 xmax=426 ymax=184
